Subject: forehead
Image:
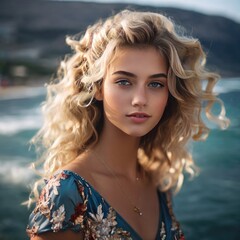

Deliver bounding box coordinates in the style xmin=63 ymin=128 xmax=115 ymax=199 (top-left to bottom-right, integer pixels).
xmin=107 ymin=46 xmax=168 ymax=75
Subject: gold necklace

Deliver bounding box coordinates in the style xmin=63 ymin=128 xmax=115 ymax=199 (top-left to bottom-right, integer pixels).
xmin=93 ymin=152 xmax=144 ymax=216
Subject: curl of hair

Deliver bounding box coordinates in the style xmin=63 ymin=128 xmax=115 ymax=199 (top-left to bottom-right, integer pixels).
xmin=28 ymin=10 xmax=230 ymax=204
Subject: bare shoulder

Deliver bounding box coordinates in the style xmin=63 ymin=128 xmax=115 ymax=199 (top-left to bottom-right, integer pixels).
xmin=62 ymin=153 xmax=95 ymax=182
xmin=30 ymin=230 xmax=84 ymax=240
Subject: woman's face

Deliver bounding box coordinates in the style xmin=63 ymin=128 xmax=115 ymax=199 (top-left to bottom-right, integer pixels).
xmin=97 ymin=46 xmax=169 ymax=137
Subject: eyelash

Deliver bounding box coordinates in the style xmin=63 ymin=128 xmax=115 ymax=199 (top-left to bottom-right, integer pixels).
xmin=148 ymin=81 xmax=164 ymax=88
xmin=115 ymin=79 xmax=164 ymax=88
xmin=115 ymin=79 xmax=130 ymax=86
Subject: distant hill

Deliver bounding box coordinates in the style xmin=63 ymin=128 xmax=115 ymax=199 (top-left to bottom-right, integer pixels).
xmin=1 ymin=0 xmax=240 ymax=82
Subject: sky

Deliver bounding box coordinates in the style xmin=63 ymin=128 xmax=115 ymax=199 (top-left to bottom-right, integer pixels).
xmin=66 ymin=0 xmax=240 ymax=23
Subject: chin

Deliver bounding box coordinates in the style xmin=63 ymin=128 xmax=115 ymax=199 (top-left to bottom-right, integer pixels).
xmin=125 ymin=130 xmax=150 ymax=138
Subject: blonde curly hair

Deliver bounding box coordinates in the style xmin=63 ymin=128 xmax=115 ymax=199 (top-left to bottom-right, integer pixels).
xmin=29 ymin=10 xmax=229 ymax=204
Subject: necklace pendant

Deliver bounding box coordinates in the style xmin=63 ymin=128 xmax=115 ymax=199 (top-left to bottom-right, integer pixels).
xmin=133 ymin=206 xmax=143 ymax=216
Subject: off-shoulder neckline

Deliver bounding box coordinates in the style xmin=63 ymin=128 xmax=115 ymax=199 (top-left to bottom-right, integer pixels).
xmin=58 ymin=169 xmax=163 ymax=240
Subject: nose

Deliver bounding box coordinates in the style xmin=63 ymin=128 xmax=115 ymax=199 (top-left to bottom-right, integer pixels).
xmin=131 ymin=85 xmax=147 ymax=107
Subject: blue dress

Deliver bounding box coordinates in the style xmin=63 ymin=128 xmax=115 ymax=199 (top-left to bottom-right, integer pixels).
xmin=26 ymin=170 xmax=184 ymax=239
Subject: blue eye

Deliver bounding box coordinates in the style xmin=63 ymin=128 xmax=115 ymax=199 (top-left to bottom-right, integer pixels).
xmin=148 ymin=82 xmax=164 ymax=88
xmin=116 ymin=79 xmax=131 ymax=86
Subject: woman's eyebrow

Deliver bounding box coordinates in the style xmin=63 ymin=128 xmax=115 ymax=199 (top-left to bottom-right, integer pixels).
xmin=150 ymin=73 xmax=167 ymax=79
xmin=112 ymin=71 xmax=167 ymax=79
xmin=112 ymin=71 xmax=136 ymax=77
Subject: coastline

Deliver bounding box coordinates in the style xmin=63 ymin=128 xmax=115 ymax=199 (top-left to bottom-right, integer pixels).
xmin=0 ymin=76 xmax=49 ymax=100
xmin=1 ymin=76 xmax=239 ymax=94
xmin=0 ymin=84 xmax=46 ymax=100
xmin=1 ymin=77 xmax=239 ymax=100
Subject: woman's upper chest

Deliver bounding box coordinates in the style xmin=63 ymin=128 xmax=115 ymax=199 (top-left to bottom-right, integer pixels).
xmin=85 ymin=170 xmax=161 ymax=240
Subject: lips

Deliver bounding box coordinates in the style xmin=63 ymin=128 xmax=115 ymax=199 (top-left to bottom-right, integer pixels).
xmin=126 ymin=112 xmax=151 ymax=123
xmin=127 ymin=113 xmax=150 ymax=118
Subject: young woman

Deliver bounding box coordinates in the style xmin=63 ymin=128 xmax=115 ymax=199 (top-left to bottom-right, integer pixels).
xmin=26 ymin=10 xmax=229 ymax=240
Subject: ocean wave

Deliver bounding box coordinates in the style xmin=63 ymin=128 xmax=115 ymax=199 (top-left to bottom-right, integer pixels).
xmin=214 ymin=78 xmax=240 ymax=93
xmin=0 ymin=157 xmax=35 ymax=185
xmin=0 ymin=109 xmax=42 ymax=135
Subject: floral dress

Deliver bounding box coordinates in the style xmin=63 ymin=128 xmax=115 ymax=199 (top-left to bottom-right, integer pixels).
xmin=26 ymin=170 xmax=184 ymax=239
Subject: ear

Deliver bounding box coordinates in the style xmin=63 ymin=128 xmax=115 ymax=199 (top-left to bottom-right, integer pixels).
xmin=95 ymin=89 xmax=103 ymax=101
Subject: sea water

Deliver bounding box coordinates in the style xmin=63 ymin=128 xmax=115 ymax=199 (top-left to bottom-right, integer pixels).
xmin=0 ymin=79 xmax=239 ymax=240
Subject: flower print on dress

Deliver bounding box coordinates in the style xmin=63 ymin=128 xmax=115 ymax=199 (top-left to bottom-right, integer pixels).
xmin=33 ymin=188 xmax=52 ymax=220
xmin=173 ymin=228 xmax=185 ymax=240
xmin=88 ymin=204 xmax=117 ymax=238
xmin=70 ymin=181 xmax=88 ymax=226
xmin=160 ymin=221 xmax=166 ymax=240
xmin=86 ymin=204 xmax=132 ymax=240
xmin=70 ymin=202 xmax=86 ymax=225
xmin=47 ymin=171 xmax=69 ymax=196
xmin=51 ymin=204 xmax=66 ymax=232
xmin=27 ymin=171 xmax=184 ymax=239
xmin=26 ymin=223 xmax=39 ymax=237
xmin=33 ymin=172 xmax=69 ymax=220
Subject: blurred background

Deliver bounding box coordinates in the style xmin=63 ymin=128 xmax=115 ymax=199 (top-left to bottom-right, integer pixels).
xmin=0 ymin=0 xmax=239 ymax=239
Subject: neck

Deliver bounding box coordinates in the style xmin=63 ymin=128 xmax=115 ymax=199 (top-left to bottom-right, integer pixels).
xmin=90 ymin=122 xmax=141 ymax=181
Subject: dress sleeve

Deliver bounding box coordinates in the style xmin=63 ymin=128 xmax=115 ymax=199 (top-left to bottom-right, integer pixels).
xmin=26 ymin=171 xmax=88 ymax=238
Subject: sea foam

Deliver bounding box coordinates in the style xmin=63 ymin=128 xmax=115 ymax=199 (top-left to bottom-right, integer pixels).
xmin=0 ymin=157 xmax=35 ymax=185
xmin=214 ymin=78 xmax=240 ymax=93
xmin=0 ymin=107 xmax=42 ymax=135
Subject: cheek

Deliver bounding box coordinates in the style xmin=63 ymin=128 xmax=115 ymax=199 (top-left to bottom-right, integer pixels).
xmin=102 ymin=85 xmax=126 ymax=112
xmin=154 ymin=93 xmax=169 ymax=115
